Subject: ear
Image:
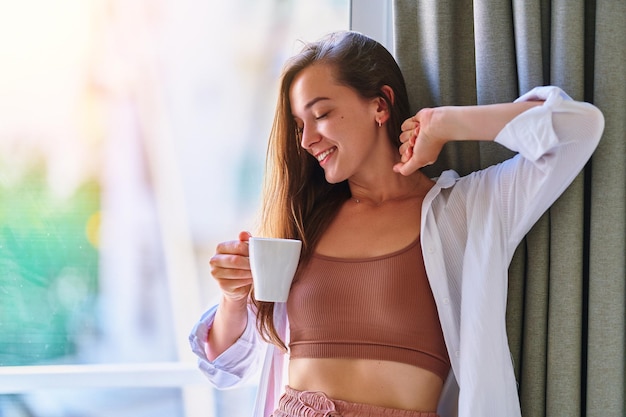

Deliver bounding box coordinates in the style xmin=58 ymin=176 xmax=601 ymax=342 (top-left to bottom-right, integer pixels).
xmin=380 ymin=85 xmax=395 ymax=105
xmin=374 ymin=85 xmax=395 ymax=125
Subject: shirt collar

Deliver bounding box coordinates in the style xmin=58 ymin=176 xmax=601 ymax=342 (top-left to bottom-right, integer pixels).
xmin=433 ymin=170 xmax=460 ymax=189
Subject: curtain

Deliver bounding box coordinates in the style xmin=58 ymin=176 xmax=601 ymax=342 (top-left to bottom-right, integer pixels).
xmin=393 ymin=1 xmax=625 ymax=416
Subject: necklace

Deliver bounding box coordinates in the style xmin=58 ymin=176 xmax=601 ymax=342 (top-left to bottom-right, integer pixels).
xmin=350 ymin=175 xmax=432 ymax=206
xmin=350 ymin=193 xmax=422 ymax=206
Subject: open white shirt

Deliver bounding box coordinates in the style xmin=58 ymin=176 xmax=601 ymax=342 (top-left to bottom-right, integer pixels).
xmin=189 ymin=86 xmax=604 ymax=417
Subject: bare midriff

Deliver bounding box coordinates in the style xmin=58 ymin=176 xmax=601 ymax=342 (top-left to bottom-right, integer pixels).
xmin=288 ymin=357 xmax=444 ymax=412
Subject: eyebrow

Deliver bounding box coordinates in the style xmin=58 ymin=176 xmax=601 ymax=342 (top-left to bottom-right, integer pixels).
xmin=304 ymin=97 xmax=330 ymax=110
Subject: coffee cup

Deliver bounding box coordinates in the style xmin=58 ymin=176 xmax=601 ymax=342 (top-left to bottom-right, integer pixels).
xmin=249 ymin=237 xmax=302 ymax=302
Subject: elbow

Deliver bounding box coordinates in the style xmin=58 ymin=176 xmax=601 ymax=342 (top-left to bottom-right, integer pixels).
xmin=577 ymin=103 xmax=605 ymax=163
xmin=553 ymin=101 xmax=605 ymax=157
xmin=587 ymin=104 xmax=605 ymax=149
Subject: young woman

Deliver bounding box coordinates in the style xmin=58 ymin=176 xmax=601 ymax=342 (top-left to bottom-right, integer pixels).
xmin=190 ymin=31 xmax=604 ymax=417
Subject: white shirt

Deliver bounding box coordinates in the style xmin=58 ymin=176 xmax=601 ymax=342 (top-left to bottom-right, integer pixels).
xmin=189 ymin=86 xmax=604 ymax=417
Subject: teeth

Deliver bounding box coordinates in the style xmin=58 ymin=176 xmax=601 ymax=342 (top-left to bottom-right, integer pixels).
xmin=316 ymin=147 xmax=335 ymax=162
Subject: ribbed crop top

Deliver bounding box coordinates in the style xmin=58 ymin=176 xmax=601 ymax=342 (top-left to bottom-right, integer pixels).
xmin=287 ymin=237 xmax=450 ymax=381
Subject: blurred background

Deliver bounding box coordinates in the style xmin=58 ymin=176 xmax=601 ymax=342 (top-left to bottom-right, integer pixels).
xmin=0 ymin=0 xmax=351 ymax=415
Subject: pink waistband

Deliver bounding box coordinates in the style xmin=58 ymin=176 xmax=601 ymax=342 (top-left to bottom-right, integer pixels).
xmin=272 ymin=386 xmax=439 ymax=417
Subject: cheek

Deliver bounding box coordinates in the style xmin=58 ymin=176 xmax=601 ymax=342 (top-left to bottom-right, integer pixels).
xmin=330 ymin=115 xmax=355 ymax=138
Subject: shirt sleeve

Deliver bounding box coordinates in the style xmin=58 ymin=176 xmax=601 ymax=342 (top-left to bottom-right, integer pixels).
xmin=491 ymin=86 xmax=605 ymax=248
xmin=189 ymin=304 xmax=266 ymax=388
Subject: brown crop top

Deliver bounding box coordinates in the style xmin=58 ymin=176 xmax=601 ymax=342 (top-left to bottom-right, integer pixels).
xmin=287 ymin=236 xmax=450 ymax=381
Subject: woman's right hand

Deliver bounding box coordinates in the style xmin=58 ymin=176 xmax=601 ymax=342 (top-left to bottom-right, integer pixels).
xmin=209 ymin=231 xmax=253 ymax=302
xmin=206 ymin=231 xmax=253 ymax=360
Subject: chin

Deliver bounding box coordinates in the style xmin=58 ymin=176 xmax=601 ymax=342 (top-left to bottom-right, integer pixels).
xmin=324 ymin=172 xmax=347 ymax=185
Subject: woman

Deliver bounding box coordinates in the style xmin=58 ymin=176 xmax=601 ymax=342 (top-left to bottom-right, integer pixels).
xmin=190 ymin=31 xmax=604 ymax=417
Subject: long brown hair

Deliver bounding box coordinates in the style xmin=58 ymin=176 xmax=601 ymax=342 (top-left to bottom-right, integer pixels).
xmin=252 ymin=31 xmax=411 ymax=350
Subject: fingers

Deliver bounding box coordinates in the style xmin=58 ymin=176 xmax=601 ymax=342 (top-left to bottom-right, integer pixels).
xmin=397 ymin=108 xmax=436 ymax=175
xmin=211 ymin=237 xmax=251 ymax=275
xmin=398 ymin=133 xmax=416 ymax=156
xmin=399 ymin=123 xmax=418 ymax=144
xmin=393 ymin=157 xmax=422 ymax=176
xmin=209 ymin=232 xmax=254 ymax=299
xmin=401 ymin=114 xmax=419 ymax=133
xmin=238 ymin=230 xmax=251 ymax=242
xmin=215 ymin=235 xmax=250 ymax=258
xmin=395 ymin=127 xmax=431 ymax=175
xmin=210 ymin=253 xmax=251 ymax=277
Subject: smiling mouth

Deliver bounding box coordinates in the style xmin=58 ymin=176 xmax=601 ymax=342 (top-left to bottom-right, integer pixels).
xmin=316 ymin=147 xmax=336 ymax=163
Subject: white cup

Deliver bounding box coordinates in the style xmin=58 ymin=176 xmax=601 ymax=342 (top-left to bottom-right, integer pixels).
xmin=249 ymin=237 xmax=302 ymax=302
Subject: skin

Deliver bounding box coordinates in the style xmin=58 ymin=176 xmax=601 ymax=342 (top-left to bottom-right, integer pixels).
xmin=207 ymin=63 xmax=542 ymax=412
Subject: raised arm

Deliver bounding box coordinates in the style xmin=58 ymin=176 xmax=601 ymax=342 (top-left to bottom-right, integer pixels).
xmin=394 ymin=99 xmax=543 ymax=175
xmin=490 ymin=87 xmax=604 ymax=244
xmin=398 ymin=86 xmax=604 ymax=247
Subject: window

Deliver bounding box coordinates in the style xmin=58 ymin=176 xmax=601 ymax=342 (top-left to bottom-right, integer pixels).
xmin=0 ymin=1 xmax=348 ymax=415
xmin=0 ymin=1 xmax=392 ymax=415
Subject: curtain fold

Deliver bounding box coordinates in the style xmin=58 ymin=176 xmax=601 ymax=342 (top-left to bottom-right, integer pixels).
xmin=393 ymin=1 xmax=625 ymax=416
xmin=587 ymin=2 xmax=626 ymax=416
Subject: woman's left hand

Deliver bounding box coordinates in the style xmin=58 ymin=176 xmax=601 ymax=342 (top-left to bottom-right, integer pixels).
xmin=393 ymin=107 xmax=445 ymax=176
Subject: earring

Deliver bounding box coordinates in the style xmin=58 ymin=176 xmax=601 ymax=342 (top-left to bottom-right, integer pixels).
xmin=377 ymin=120 xmax=382 ymax=127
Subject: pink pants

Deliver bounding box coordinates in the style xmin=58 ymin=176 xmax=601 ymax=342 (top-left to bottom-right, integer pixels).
xmin=271 ymin=386 xmax=440 ymax=417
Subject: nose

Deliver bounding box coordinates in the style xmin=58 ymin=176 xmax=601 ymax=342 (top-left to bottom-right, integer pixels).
xmin=300 ymin=124 xmax=320 ymax=150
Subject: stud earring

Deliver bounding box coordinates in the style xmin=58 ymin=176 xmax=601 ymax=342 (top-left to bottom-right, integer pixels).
xmin=377 ymin=120 xmax=382 ymax=127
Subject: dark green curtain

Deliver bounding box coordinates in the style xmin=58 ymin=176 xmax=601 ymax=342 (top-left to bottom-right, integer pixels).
xmin=393 ymin=1 xmax=625 ymax=416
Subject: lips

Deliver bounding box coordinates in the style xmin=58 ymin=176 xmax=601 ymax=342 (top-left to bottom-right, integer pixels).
xmin=315 ymin=147 xmax=336 ymax=163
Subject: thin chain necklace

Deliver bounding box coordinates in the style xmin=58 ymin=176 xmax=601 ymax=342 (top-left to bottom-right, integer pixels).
xmin=350 ymin=193 xmax=423 ymax=206
xmin=350 ymin=174 xmax=431 ymax=206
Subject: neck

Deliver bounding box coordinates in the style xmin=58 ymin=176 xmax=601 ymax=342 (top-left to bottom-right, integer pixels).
xmin=349 ymin=171 xmax=433 ymax=205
